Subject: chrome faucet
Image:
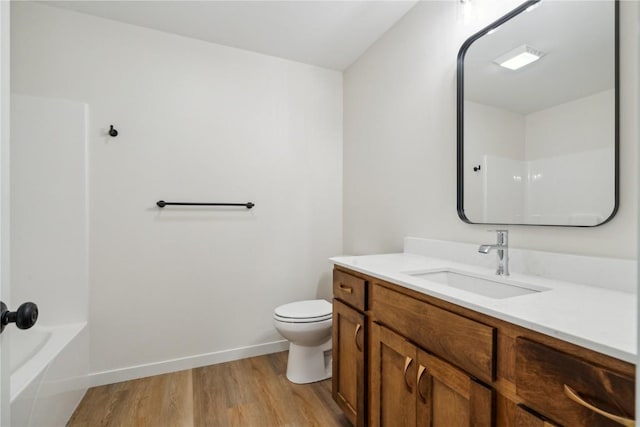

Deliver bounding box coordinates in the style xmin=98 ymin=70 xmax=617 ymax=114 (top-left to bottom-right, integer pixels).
xmin=479 ymin=230 xmax=509 ymax=276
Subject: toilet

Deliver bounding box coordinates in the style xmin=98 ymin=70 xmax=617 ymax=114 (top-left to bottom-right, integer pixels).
xmin=273 ymin=299 xmax=333 ymax=384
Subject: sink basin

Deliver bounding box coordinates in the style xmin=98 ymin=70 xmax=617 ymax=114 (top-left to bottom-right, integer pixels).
xmin=406 ymin=269 xmax=548 ymax=299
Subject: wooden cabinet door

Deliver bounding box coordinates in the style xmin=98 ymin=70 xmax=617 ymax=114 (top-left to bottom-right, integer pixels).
xmin=332 ymin=299 xmax=366 ymax=427
xmin=415 ymin=349 xmax=494 ymax=427
xmin=370 ymin=323 xmax=417 ymax=427
xmin=515 ymin=405 xmax=559 ymax=427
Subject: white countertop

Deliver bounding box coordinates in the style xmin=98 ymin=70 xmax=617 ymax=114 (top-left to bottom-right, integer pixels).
xmin=330 ymin=252 xmax=637 ymax=364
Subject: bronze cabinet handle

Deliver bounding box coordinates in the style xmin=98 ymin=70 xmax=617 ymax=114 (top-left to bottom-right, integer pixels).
xmin=403 ymin=356 xmax=414 ymax=391
xmin=564 ymin=384 xmax=635 ymax=427
xmin=354 ymin=323 xmax=362 ymax=352
xmin=338 ymin=283 xmax=353 ymax=294
xmin=417 ymin=364 xmax=427 ymax=402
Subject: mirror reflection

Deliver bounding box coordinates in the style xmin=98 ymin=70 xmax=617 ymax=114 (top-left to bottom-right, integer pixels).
xmin=458 ymin=0 xmax=617 ymax=226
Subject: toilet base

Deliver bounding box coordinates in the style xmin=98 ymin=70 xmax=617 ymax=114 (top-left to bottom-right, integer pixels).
xmin=285 ymin=338 xmax=332 ymax=384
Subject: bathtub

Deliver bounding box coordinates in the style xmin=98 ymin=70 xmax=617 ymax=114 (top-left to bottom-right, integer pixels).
xmin=10 ymin=322 xmax=89 ymax=427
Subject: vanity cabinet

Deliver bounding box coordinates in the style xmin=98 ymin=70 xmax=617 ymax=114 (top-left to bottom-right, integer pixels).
xmin=369 ymin=323 xmax=416 ymax=426
xmin=370 ymin=323 xmax=493 ymax=427
xmin=516 ymin=338 xmax=635 ymax=427
xmin=514 ymin=406 xmax=558 ymax=427
xmin=370 ymin=282 xmax=495 ymax=383
xmin=332 ymin=269 xmax=368 ymax=427
xmin=331 ymin=266 xmax=635 ymax=427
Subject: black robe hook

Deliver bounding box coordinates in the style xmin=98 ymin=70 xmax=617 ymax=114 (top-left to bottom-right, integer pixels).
xmin=109 ymin=125 xmax=118 ymax=137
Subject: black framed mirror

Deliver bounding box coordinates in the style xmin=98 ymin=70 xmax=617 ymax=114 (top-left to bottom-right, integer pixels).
xmin=457 ymin=0 xmax=618 ymax=227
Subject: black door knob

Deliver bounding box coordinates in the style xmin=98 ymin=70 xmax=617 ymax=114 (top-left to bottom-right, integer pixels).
xmin=0 ymin=301 xmax=38 ymax=333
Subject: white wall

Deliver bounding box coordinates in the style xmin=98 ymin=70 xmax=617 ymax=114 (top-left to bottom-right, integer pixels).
xmin=344 ymin=0 xmax=638 ymax=259
xmin=11 ymin=2 xmax=343 ymax=380
xmin=10 ymin=95 xmax=88 ymax=326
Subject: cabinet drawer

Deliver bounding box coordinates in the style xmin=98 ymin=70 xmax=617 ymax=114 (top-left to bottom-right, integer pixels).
xmin=333 ymin=269 xmax=367 ymax=311
xmin=371 ymin=283 xmax=495 ymax=383
xmin=516 ymin=337 xmax=635 ymax=427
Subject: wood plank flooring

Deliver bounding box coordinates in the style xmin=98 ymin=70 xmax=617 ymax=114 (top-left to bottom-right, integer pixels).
xmin=68 ymin=351 xmax=351 ymax=427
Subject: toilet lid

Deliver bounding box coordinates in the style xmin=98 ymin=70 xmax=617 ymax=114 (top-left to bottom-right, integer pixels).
xmin=274 ymin=299 xmax=332 ymax=321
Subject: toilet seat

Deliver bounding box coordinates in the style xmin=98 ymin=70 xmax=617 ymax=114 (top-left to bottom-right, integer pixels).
xmin=274 ymin=299 xmax=332 ymax=323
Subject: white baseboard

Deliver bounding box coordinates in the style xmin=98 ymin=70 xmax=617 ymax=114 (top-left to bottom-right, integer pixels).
xmin=89 ymin=340 xmax=289 ymax=387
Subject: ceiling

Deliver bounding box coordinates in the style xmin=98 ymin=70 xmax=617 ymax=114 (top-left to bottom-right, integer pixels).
xmin=463 ymin=1 xmax=614 ymax=114
xmin=46 ymin=0 xmax=418 ymax=71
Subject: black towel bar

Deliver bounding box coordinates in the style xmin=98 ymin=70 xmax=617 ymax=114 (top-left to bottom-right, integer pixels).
xmin=157 ymin=201 xmax=254 ymax=209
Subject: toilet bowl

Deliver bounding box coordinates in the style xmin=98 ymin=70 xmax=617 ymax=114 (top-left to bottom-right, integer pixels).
xmin=273 ymin=299 xmax=333 ymax=384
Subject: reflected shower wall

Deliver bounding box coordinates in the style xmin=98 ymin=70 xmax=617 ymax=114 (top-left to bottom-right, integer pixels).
xmin=482 ymin=155 xmax=525 ymax=223
xmin=527 ymin=148 xmax=614 ymax=225
xmin=482 ymin=147 xmax=614 ymax=225
xmin=465 ymin=89 xmax=615 ymax=226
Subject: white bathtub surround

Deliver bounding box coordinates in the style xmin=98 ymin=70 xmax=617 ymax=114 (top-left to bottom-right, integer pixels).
xmin=10 ymin=94 xmax=90 ymax=424
xmin=12 ymin=2 xmax=342 ymax=382
xmin=331 ymin=237 xmax=636 ymax=363
xmin=9 ymin=323 xmax=89 ymax=427
xmin=10 ymin=95 xmax=89 ymax=326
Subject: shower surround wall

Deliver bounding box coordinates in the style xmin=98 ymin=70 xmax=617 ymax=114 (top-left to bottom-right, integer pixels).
xmin=465 ymin=90 xmax=615 ymax=225
xmin=11 ymin=2 xmax=342 ymax=384
xmin=11 ymin=94 xmax=88 ymax=327
xmin=10 ymin=94 xmax=89 ymax=426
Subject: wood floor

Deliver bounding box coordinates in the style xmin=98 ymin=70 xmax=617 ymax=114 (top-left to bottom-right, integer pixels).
xmin=68 ymin=351 xmax=350 ymax=427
